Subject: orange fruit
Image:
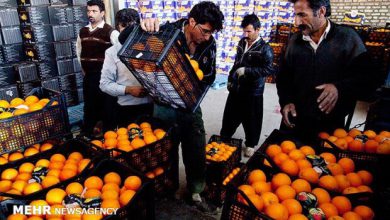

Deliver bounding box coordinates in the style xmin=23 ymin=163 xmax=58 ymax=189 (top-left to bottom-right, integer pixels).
xmin=338 ymin=158 xmax=355 ymax=174
xmin=0 ymin=180 xmax=12 ymax=192
xmin=363 ymin=130 xmax=376 ymax=139
xmin=48 ymin=161 xmax=65 ymax=170
xmin=12 ymin=180 xmax=27 ymax=193
xmin=274 ymin=153 xmax=289 ymax=166
xmin=131 ymin=137 xmax=146 ymax=149
xmin=104 ymin=172 xmax=121 ymax=185
xmin=84 ymin=189 xmax=101 ymax=198
xmin=327 ymin=136 xmax=338 ymax=144
xmin=50 ymin=154 xmax=66 ymax=163
xmin=299 ymin=146 xmax=315 ymax=155
xmin=68 ymin=152 xmax=83 ymax=162
xmin=6 ymin=214 xmax=27 ymax=220
xmin=36 ymin=159 xmax=50 ymax=168
xmin=354 ymin=205 xmax=374 ymax=220
xmin=23 ymin=182 xmax=42 ymax=195
xmin=335 ymin=138 xmax=348 ymax=150
xmin=154 ymin=167 xmax=164 ymax=176
xmin=335 ymin=175 xmax=351 ymax=192
xmin=281 ymin=159 xmax=299 ymax=176
xmin=127 ymin=123 xmax=140 ymax=130
xmin=29 ymin=200 xmax=48 ymax=217
xmin=299 ymin=167 xmax=319 ymax=184
xmin=238 ymin=185 xmax=256 ymax=201
xmin=281 ymin=140 xmax=296 ymax=154
xmin=62 ymin=163 xmax=77 ymax=171
xmin=82 ymin=214 xmax=103 ymax=220
xmin=104 ymin=131 xmax=118 ymax=139
xmin=1 ymin=168 xmax=18 ymax=181
xmin=245 ymin=194 xmax=264 ymax=211
xmin=0 ymin=111 xmax=13 ymax=119
xmin=41 ymin=176 xmax=60 ymax=188
xmin=48 ymin=204 xmax=65 ymax=219
xmin=124 ymin=176 xmax=142 ymax=191
xmin=266 ymin=144 xmax=282 ymax=158
xmin=104 ymin=138 xmax=118 ymax=149
xmin=190 ymin=59 xmax=199 ymax=71
xmin=320 ymin=152 xmax=337 ymax=163
xmin=0 ymin=156 xmax=7 ymax=165
xmin=66 ymin=182 xmax=84 ymax=195
xmin=46 ymin=169 xmax=61 ymax=178
xmin=357 ymin=185 xmax=373 ymax=193
xmin=288 ymin=214 xmax=308 ymax=220
xmin=271 ymin=173 xmax=291 ymax=190
xmin=0 ymin=100 xmax=10 ymax=108
xmin=349 ymin=129 xmax=362 ymax=138
xmin=144 ymin=133 xmax=157 ymax=145
xmin=282 ymin=199 xmax=302 ymax=215
xmin=24 ymin=147 xmax=39 ymax=157
xmin=145 ymin=172 xmax=155 ymax=179
xmin=154 ymin=129 xmax=166 ymax=140
xmin=116 ymin=127 xmax=128 ymax=135
xmin=296 ymin=159 xmax=312 ymax=170
xmin=334 ymin=128 xmax=348 ymax=138
xmin=327 ymin=163 xmax=345 ymax=175
xmin=102 ymin=183 xmax=120 ymax=192
xmin=289 ymin=149 xmax=306 ymax=161
xmin=59 ymin=169 xmax=77 ymax=181
xmin=332 ymin=196 xmax=352 ymax=215
xmin=101 ymin=199 xmax=121 ymax=209
xmin=40 ymin=143 xmax=53 ymax=152
xmin=379 ymin=131 xmax=390 ymax=138
xmin=19 ymin=163 xmax=35 ymax=173
xmin=251 ymin=181 xmax=271 ymax=195
xmin=312 ymin=188 xmax=331 ymax=205
xmin=25 ymin=95 xmax=39 ymax=104
xmin=328 ymin=216 xmax=345 ymax=220
xmin=91 ymin=140 xmax=103 ymax=148
xmin=343 ymin=211 xmax=363 ymax=220
xmin=374 ymin=135 xmax=385 ymax=143
xmin=291 ymin=179 xmax=311 ymax=193
xmin=8 ymin=152 xmax=24 ymax=161
xmin=364 ymin=140 xmax=378 ymax=153
xmin=248 ymin=169 xmax=266 ymax=184
xmin=275 ymin=185 xmax=296 ymax=201
xmin=357 ymin=170 xmax=373 ymax=186
xmin=78 ymin=159 xmax=91 ymax=174
xmin=10 ymin=98 xmax=25 ymax=107
xmin=348 ymin=140 xmax=364 ymax=152
xmin=84 ymin=176 xmax=103 ymax=190
xmin=119 ymin=189 xmax=136 ymax=206
xmin=377 ymin=143 xmax=390 ymax=154
xmin=319 ymin=202 xmax=339 ymax=218
xmin=346 ymin=173 xmax=362 ymax=187
xmin=15 ymin=173 xmax=32 ymax=181
xmin=46 ymin=188 xmax=66 ymax=205
xmin=140 ymin=122 xmax=151 ymax=129
xmin=318 ymin=132 xmax=330 ymax=139
xmin=345 ymin=136 xmax=354 ymax=143
xmin=343 ymin=187 xmax=360 ymax=194
xmin=261 ymin=192 xmax=279 ymax=207
xmin=319 ymin=175 xmax=338 ymax=191
xmin=265 ymin=203 xmax=289 ymax=220
xmin=101 ymin=190 xmax=119 ymax=200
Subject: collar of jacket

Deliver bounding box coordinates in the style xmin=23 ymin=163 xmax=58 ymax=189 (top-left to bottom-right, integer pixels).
xmin=295 ymin=19 xmax=338 ymax=44
xmin=238 ymin=37 xmax=265 ymax=52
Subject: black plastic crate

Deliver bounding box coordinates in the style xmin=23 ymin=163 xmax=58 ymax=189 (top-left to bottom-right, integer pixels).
xmin=48 ymin=5 xmax=74 ymax=25
xmin=21 ymin=24 xmax=53 ymax=43
xmin=0 ymin=47 xmax=4 ymax=64
xmin=17 ymin=80 xmax=42 ymax=97
xmin=0 ymin=87 xmax=70 ymax=153
xmin=0 ymin=8 xmax=20 ymax=27
xmin=14 ymin=62 xmax=39 ymax=83
xmin=53 ymin=40 xmax=73 ymax=59
xmin=24 ymin=42 xmax=55 ymax=61
xmin=0 ymin=138 xmax=103 ymax=200
xmin=206 ymin=135 xmax=243 ymax=185
xmin=0 ymin=64 xmax=17 ymax=86
xmin=0 ymin=0 xmax=18 ymax=8
xmin=72 ymin=5 xmax=87 ymax=23
xmin=41 ymin=76 xmax=60 ymax=91
xmin=2 ymin=43 xmax=25 ymax=63
xmin=18 ymin=6 xmax=50 ymax=25
xmin=62 ymin=89 xmax=79 ymax=106
xmin=36 ymin=59 xmax=58 ymax=79
xmin=73 ymin=57 xmax=81 ymax=72
xmin=0 ymin=84 xmax=19 ymax=101
xmin=118 ymin=25 xmax=209 ymax=112
xmin=52 ymin=24 xmax=74 ymax=41
xmin=56 ymin=58 xmax=74 ymax=75
xmin=73 ymin=21 xmax=88 ymax=37
xmin=368 ymin=28 xmax=390 ymax=46
xmin=17 ymin=0 xmax=49 ymax=6
xmin=1 ymin=26 xmax=23 ymax=45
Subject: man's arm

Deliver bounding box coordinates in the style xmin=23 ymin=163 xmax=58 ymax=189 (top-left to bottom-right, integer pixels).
xmin=244 ymin=44 xmax=275 ymax=79
xmin=110 ymin=30 xmax=120 ymax=45
xmin=76 ymin=35 xmax=81 ymax=63
xmin=100 ymin=49 xmax=126 ymax=97
xmin=276 ymin=46 xmax=294 ymax=108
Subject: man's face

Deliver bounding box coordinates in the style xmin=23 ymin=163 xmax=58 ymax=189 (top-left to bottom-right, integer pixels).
xmin=243 ymin=24 xmax=259 ymax=43
xmin=87 ymin=5 xmax=104 ymax=24
xmin=188 ymin=18 xmax=214 ymax=45
xmin=293 ymin=0 xmax=325 ymax=36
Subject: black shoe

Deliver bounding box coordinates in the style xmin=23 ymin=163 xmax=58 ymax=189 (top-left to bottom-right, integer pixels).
xmin=186 ymin=193 xmax=218 ymax=215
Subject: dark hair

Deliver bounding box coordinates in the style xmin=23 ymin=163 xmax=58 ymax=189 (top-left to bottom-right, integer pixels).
xmin=241 ymin=14 xmax=261 ymax=29
xmin=289 ymin=0 xmax=331 ymax=17
xmin=115 ymin=8 xmax=140 ymax=29
xmin=188 ymin=1 xmax=224 ymax=32
xmin=87 ymin=0 xmax=105 ymax=12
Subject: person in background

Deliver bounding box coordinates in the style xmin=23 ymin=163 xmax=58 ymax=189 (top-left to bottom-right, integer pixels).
xmin=76 ymin=0 xmax=119 ymax=137
xmin=276 ymin=0 xmax=375 ymax=142
xmin=139 ymin=1 xmax=224 ymax=213
xmin=220 ymin=14 xmax=274 ymax=157
xmin=100 ymin=8 xmax=153 ymax=127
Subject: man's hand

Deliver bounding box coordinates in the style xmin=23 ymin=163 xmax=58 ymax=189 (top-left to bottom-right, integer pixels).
xmin=140 ymin=18 xmax=160 ymax=32
xmin=316 ymin=84 xmax=338 ymax=114
xmin=282 ymin=103 xmax=297 ymax=128
xmin=125 ymin=86 xmax=147 ymax=97
xmin=235 ymin=67 xmax=245 ymax=78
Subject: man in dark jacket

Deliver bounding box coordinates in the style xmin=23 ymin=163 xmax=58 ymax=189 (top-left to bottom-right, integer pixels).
xmin=276 ymin=0 xmax=373 ymax=142
xmin=139 ymin=1 xmax=224 ymax=213
xmin=220 ymin=14 xmax=274 ymax=157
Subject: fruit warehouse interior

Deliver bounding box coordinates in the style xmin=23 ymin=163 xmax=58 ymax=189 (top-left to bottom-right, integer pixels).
xmin=0 ymin=0 xmax=390 ymax=220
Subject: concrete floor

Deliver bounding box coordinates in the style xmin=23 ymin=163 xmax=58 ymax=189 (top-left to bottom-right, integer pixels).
xmin=155 ymin=83 xmax=370 ymax=219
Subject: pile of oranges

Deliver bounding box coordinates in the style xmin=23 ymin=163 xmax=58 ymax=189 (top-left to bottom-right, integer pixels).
xmin=205 ymin=141 xmax=237 ymax=162
xmin=0 ymin=96 xmax=58 ymax=120
xmin=265 ymin=140 xmax=374 ymax=194
xmin=145 ymin=167 xmax=165 ymax=179
xmin=0 ymin=142 xmax=55 ymax=166
xmin=185 ymin=54 xmax=204 ymax=81
xmin=0 ymin=152 xmax=91 ymax=199
xmin=319 ymin=128 xmax=390 ymax=154
xmin=237 ymin=168 xmax=375 ymax=220
xmin=222 ymin=167 xmax=241 ymax=186
xmin=91 ymin=122 xmax=166 ymax=154
xmin=7 ymin=172 xmax=143 ymax=220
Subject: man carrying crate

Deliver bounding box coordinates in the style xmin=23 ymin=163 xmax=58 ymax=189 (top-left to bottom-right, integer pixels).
xmin=138 ymin=1 xmax=224 ymax=213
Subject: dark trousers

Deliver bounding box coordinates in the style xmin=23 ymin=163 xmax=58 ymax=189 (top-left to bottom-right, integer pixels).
xmin=117 ymin=103 xmax=153 ymax=128
xmin=154 ymin=104 xmax=206 ymax=194
xmin=103 ymin=94 xmax=119 ymax=132
xmin=220 ymin=92 xmax=264 ymax=148
xmin=82 ymin=74 xmax=105 ymax=136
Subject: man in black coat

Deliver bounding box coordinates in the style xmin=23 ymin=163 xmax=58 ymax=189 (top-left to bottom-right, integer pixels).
xmin=220 ymin=14 xmax=274 ymax=157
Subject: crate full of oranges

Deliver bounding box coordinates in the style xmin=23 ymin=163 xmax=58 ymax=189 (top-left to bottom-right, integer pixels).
xmin=0 ymin=87 xmax=69 ymax=154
